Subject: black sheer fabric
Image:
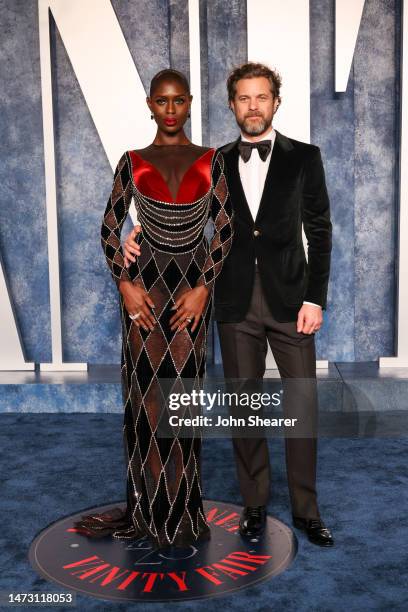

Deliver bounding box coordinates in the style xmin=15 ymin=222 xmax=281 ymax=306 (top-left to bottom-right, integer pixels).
xmin=74 ymin=144 xmax=233 ymax=548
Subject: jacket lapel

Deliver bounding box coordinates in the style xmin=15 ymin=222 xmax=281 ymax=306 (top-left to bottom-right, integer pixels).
xmin=222 ymin=130 xmax=295 ymax=225
xmin=221 ymin=138 xmax=255 ymax=226
xmin=254 ymin=129 xmax=294 ymax=224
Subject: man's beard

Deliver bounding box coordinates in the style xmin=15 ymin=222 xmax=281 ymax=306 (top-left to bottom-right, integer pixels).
xmin=238 ymin=113 xmax=272 ymax=136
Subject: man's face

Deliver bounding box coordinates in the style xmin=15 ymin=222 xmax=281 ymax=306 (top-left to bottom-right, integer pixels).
xmin=230 ymin=77 xmax=279 ymax=138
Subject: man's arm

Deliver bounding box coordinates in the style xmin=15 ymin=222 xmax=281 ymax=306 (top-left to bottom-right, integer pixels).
xmin=296 ymin=147 xmax=332 ymax=334
xmin=301 ymin=146 xmax=332 ymax=309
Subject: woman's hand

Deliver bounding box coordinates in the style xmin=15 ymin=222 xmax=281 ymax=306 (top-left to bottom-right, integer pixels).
xmin=119 ymin=280 xmax=155 ymax=331
xmin=123 ymin=224 xmax=142 ymax=268
xmin=169 ymin=286 xmax=211 ymax=332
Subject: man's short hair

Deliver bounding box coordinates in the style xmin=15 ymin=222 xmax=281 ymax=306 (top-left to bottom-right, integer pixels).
xmin=227 ymin=62 xmax=282 ymax=102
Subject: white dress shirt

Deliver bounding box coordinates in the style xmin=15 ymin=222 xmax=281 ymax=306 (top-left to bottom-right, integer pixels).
xmin=239 ymin=127 xmax=275 ymax=220
xmin=238 ymin=127 xmax=320 ymax=309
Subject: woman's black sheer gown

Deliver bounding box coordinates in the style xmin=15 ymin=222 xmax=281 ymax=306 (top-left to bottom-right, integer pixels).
xmin=74 ymin=144 xmax=233 ymax=548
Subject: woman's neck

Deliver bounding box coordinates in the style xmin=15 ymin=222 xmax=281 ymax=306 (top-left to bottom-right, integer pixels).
xmin=153 ymin=129 xmax=191 ymax=146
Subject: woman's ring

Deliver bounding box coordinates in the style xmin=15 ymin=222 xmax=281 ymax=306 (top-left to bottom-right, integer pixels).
xmin=186 ymin=317 xmax=193 ymax=323
xmin=130 ymin=312 xmax=141 ymax=320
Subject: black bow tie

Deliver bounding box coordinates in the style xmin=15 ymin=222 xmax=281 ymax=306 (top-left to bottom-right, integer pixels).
xmin=238 ymin=140 xmax=272 ymax=162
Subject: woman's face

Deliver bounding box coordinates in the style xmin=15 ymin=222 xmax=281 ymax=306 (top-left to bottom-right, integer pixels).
xmin=147 ymin=79 xmax=192 ymax=134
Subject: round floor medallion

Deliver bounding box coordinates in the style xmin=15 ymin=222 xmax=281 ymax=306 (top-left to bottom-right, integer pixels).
xmin=29 ymin=500 xmax=297 ymax=602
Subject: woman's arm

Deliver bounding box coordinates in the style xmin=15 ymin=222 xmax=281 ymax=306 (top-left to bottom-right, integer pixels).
xmin=101 ymin=152 xmax=155 ymax=330
xmin=196 ymin=150 xmax=234 ymax=289
xmin=100 ymin=151 xmax=136 ymax=288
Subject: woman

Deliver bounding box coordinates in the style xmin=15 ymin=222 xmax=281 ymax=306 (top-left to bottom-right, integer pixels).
xmin=74 ymin=69 xmax=233 ymax=548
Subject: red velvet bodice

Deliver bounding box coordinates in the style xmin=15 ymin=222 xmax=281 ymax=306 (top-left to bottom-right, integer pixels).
xmin=128 ymin=148 xmax=215 ymax=204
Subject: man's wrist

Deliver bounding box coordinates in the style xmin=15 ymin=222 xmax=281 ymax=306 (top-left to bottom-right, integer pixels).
xmin=303 ymin=301 xmax=322 ymax=308
xmin=195 ymin=284 xmax=210 ymax=294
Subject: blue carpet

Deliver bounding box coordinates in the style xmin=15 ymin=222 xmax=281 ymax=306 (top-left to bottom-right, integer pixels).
xmin=1 ymin=414 xmax=407 ymax=611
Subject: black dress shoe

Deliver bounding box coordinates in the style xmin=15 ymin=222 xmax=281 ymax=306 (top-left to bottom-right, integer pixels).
xmin=292 ymin=516 xmax=334 ymax=547
xmin=239 ymin=506 xmax=267 ymax=538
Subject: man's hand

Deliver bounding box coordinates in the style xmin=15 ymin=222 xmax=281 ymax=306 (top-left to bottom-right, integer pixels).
xmin=123 ymin=224 xmax=142 ymax=268
xmin=169 ymin=286 xmax=211 ymax=332
xmin=297 ymin=304 xmax=323 ymax=334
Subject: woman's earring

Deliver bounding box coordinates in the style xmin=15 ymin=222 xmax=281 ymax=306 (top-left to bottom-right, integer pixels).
xmin=188 ymin=112 xmax=191 ymax=118
xmin=150 ymin=114 xmax=154 ymax=120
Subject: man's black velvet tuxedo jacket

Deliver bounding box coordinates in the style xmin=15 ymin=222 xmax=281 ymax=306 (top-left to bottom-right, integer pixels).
xmin=214 ymin=130 xmax=332 ymax=323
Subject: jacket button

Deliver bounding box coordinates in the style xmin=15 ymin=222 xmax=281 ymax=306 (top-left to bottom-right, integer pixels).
xmin=253 ymin=229 xmax=261 ymax=237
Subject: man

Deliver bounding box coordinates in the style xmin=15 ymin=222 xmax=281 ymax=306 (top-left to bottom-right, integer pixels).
xmin=123 ymin=62 xmax=333 ymax=547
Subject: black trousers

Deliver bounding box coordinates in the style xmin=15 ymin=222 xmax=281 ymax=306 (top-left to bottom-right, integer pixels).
xmin=217 ymin=268 xmax=320 ymax=519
